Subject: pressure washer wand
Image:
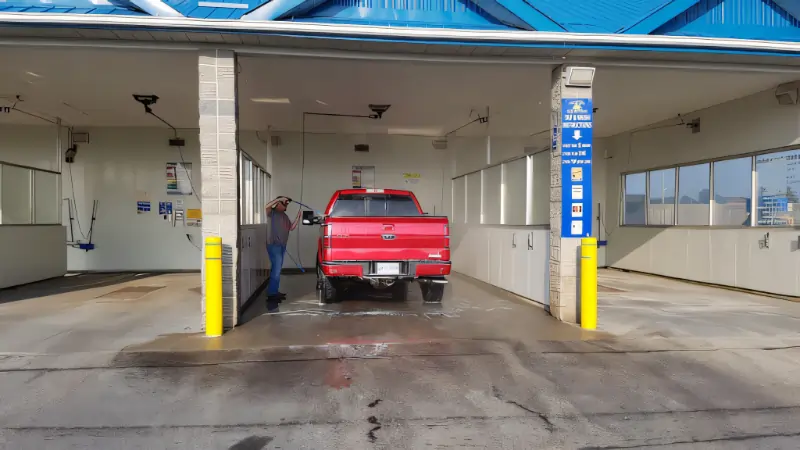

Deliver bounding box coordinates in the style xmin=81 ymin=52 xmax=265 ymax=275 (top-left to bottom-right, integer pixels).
xmin=290 ymin=199 xmax=322 ymax=214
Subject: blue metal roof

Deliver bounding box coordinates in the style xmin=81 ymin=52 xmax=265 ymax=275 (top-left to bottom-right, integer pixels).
xmin=0 ymin=0 xmax=147 ymax=15
xmin=240 ymin=0 xmax=552 ymax=30
xmin=164 ymin=0 xmax=268 ymax=19
xmin=654 ymin=0 xmax=800 ymax=41
xmin=275 ymin=0 xmax=531 ymax=30
xmin=3 ymin=0 xmax=800 ymax=43
xmin=529 ymin=0 xmax=675 ymax=33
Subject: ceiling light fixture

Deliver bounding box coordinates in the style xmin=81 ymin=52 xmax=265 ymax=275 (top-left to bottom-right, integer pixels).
xmin=387 ymin=127 xmax=443 ymax=136
xmin=315 ymin=100 xmax=328 ymax=106
xmin=775 ymin=81 xmax=800 ymax=105
xmin=25 ymin=71 xmax=43 ymax=78
xmin=564 ymin=66 xmax=596 ymax=88
xmin=251 ymin=97 xmax=290 ymax=104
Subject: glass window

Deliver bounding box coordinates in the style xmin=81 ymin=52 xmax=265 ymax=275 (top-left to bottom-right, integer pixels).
xmin=239 ymin=155 xmax=245 ymax=224
xmin=254 ymin=165 xmax=260 ymax=224
xmin=466 ymin=172 xmax=481 ymax=225
xmin=677 ymin=163 xmax=710 ymax=226
xmin=502 ymin=159 xmax=527 ymax=225
xmin=481 ymin=165 xmax=501 ymax=225
xmin=528 ymin=152 xmax=549 ymax=225
xmin=623 ymin=173 xmax=646 ymax=225
xmin=264 ymin=172 xmax=271 ymax=224
xmin=713 ymin=157 xmax=753 ymax=226
xmin=243 ymin=159 xmax=253 ymax=225
xmin=34 ymin=171 xmax=60 ymax=224
xmin=755 ymin=149 xmax=800 ymax=226
xmin=648 ymin=168 xmax=676 ymax=225
xmin=1 ymin=165 xmax=32 ymax=224
xmin=329 ymin=194 xmax=421 ymax=217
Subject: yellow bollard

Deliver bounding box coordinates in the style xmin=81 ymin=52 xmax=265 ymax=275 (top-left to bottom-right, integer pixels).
xmin=205 ymin=236 xmax=223 ymax=337
xmin=580 ymin=237 xmax=598 ymax=330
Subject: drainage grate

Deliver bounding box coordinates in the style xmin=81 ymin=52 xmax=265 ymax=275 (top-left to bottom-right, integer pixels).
xmin=98 ymin=286 xmax=165 ymax=300
xmin=598 ymin=284 xmax=626 ymax=293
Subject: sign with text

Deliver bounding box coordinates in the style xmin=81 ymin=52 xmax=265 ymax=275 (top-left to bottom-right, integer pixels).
xmin=560 ymin=98 xmax=593 ymax=238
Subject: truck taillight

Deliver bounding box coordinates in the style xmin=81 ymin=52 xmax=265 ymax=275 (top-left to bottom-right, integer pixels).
xmin=444 ymin=224 xmax=450 ymax=249
xmin=323 ymin=224 xmax=332 ymax=248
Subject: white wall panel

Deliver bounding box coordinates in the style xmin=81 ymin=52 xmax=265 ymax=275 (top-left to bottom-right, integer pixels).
xmin=605 ymin=88 xmax=800 ymax=296
xmin=450 ymin=223 xmax=550 ymax=305
xmin=453 ymin=137 xmax=487 ymax=177
xmin=0 ymin=225 xmax=66 ymax=288
xmin=271 ymin=132 xmax=450 ymax=268
xmin=0 ymin=124 xmax=62 ymax=171
xmin=0 ymin=125 xmax=66 ymax=287
xmin=503 ymin=158 xmax=527 ymax=225
xmin=239 ymin=224 xmax=268 ymax=303
xmin=489 ymin=136 xmax=529 ymax=165
xmin=62 ymin=128 xmax=205 ymax=271
xmin=527 ymin=230 xmax=550 ymax=304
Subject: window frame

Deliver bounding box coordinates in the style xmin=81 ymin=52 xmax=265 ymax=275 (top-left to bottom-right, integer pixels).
xmin=619 ymin=144 xmax=800 ymax=229
xmin=0 ymin=161 xmax=61 ymax=227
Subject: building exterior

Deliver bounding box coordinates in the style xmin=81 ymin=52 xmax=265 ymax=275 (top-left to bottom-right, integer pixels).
xmin=1 ymin=0 xmax=800 ymax=327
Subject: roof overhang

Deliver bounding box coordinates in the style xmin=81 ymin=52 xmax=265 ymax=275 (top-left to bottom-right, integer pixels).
xmin=1 ymin=12 xmax=800 ymax=68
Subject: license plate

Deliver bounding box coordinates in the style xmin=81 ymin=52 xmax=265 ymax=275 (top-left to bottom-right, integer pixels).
xmin=376 ymin=262 xmax=400 ymax=275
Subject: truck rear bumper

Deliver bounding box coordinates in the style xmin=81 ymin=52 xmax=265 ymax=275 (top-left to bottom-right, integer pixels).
xmin=320 ymin=260 xmax=451 ymax=278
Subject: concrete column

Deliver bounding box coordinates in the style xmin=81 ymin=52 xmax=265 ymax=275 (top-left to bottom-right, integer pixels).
xmin=198 ymin=49 xmax=240 ymax=329
xmin=549 ymin=66 xmax=594 ymax=323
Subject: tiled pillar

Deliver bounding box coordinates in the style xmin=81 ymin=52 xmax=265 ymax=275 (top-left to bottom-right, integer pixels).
xmin=198 ymin=49 xmax=240 ymax=329
xmin=549 ymin=65 xmax=594 ymax=323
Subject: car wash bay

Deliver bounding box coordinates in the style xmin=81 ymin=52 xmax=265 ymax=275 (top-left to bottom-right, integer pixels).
xmin=3 ymin=41 xmax=800 ymax=449
xmin=1 ymin=43 xmax=800 ymax=340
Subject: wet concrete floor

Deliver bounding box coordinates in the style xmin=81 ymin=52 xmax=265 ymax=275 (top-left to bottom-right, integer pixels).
xmin=125 ymin=273 xmax=603 ymax=356
xmin=2 ymin=272 xmax=800 ymax=448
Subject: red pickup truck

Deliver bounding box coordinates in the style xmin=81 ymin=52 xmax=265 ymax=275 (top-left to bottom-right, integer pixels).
xmin=304 ymin=189 xmax=450 ymax=304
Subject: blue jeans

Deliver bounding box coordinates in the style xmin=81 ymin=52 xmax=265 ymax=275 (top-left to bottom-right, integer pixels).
xmin=267 ymin=244 xmax=286 ymax=298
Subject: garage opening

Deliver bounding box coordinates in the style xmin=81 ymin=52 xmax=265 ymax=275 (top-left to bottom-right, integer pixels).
xmin=0 ymin=46 xmax=205 ymax=341
xmin=1 ymin=44 xmax=798 ymax=335
xmin=234 ymin=52 xmax=800 ymax=325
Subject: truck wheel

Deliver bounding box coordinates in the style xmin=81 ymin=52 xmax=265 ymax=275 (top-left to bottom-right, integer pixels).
xmin=391 ymin=281 xmax=408 ymax=301
xmin=317 ymin=267 xmax=338 ymax=304
xmin=421 ymin=283 xmax=444 ymax=303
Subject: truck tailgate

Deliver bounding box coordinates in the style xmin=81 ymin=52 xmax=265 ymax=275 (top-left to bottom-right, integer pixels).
xmin=326 ymin=216 xmax=449 ymax=261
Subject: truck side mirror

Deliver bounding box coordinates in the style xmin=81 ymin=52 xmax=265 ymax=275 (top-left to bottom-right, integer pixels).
xmin=302 ymin=210 xmax=322 ymax=225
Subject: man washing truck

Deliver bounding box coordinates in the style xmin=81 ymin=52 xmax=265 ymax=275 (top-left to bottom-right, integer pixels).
xmin=307 ymin=189 xmax=450 ymax=304
xmin=266 ymin=196 xmax=301 ymax=312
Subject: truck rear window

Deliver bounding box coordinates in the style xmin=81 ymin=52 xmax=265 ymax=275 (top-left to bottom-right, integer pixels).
xmin=330 ymin=194 xmax=421 ymax=217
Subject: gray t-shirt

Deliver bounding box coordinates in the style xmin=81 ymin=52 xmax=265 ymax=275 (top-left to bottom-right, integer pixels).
xmin=267 ymin=210 xmax=291 ymax=245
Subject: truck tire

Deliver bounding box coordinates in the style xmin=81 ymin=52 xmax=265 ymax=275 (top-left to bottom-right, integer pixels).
xmin=392 ymin=281 xmax=408 ymax=301
xmin=317 ymin=267 xmax=338 ymax=304
xmin=421 ymin=283 xmax=444 ymax=303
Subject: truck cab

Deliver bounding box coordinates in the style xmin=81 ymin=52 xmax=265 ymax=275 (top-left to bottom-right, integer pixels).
xmin=304 ymin=189 xmax=450 ymax=304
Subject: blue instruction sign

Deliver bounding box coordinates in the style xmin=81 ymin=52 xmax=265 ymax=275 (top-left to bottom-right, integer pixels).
xmin=137 ymin=201 xmax=151 ymax=214
xmin=158 ymin=201 xmax=173 ymax=215
xmin=560 ymin=98 xmax=593 ymax=238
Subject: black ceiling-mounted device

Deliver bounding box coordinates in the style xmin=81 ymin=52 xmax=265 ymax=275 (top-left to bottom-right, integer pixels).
xmin=133 ymin=94 xmax=159 ymax=113
xmin=368 ymin=104 xmax=391 ymax=119
xmin=354 ymin=144 xmax=370 ymax=152
xmin=132 ymin=94 xmax=185 ymax=145
xmin=65 ymin=145 xmax=78 ymax=164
